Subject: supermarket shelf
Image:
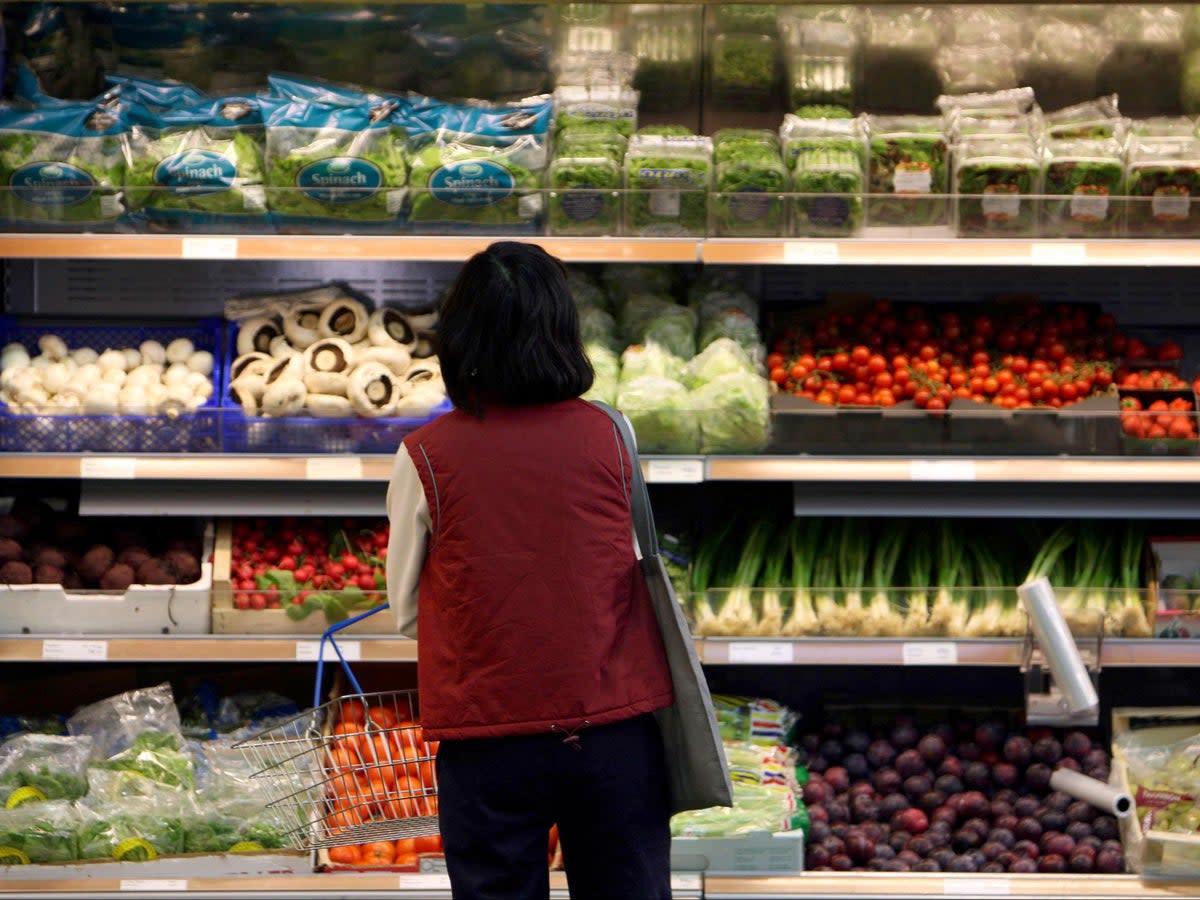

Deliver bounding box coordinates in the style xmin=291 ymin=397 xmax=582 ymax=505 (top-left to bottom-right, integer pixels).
xmin=7 ymin=234 xmax=1200 ymax=267
xmin=704 ymin=874 xmax=1200 ymax=899
xmin=1 ymin=637 xmax=1193 ymax=666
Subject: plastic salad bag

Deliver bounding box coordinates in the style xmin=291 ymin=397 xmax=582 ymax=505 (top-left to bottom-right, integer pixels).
xmin=0 ymin=800 xmax=79 ymax=864
xmin=67 ymin=683 xmax=182 ymax=762
xmin=693 ymin=370 xmax=771 ymax=453
xmin=616 ymin=375 xmax=700 ymax=454
xmin=620 ymin=342 xmax=687 ymax=384
xmin=684 ymin=338 xmax=757 ymax=388
xmin=0 ymin=735 xmax=91 ymax=807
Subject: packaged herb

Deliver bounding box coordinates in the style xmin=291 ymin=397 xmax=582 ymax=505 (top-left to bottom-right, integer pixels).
xmin=553 ymin=85 xmax=639 ymax=137
xmin=637 ymin=124 xmax=694 ymax=138
xmin=779 ymin=113 xmax=867 ymax=169
xmin=1041 ymin=138 xmax=1125 ymax=237
xmin=954 ymin=138 xmax=1042 ymax=236
xmin=867 ymin=116 xmax=948 ymax=226
xmin=860 ymin=7 xmax=944 ymax=114
xmin=711 ymin=33 xmax=777 ymax=107
xmin=711 ymin=145 xmax=787 ymax=237
xmin=1021 ymin=22 xmax=1108 ymax=113
xmin=792 ymin=146 xmax=864 ymax=237
xmin=0 ymin=96 xmax=133 ymax=231
xmin=547 ymin=151 xmax=622 ymax=236
xmin=630 ymin=5 xmax=701 ymax=114
xmin=624 ymin=134 xmax=712 ymax=236
xmin=556 ymin=128 xmax=628 ymax=162
xmin=1125 ymin=138 xmax=1200 ymax=237
xmin=553 ymin=51 xmax=638 ymax=88
xmin=1042 ymin=95 xmax=1124 ymax=140
xmin=793 ymin=105 xmax=854 ymax=120
xmin=713 ymin=129 xmax=779 ymax=163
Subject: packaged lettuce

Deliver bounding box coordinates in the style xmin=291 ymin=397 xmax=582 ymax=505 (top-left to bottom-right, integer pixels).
xmin=619 ymin=292 xmax=679 ymax=341
xmin=0 ymin=801 xmax=79 ymax=864
xmin=620 ymin=341 xmax=686 ymax=384
xmin=779 ymin=113 xmax=867 ymax=168
xmin=635 ymin=124 xmax=694 ymax=138
xmin=0 ymin=735 xmax=91 ymax=807
xmin=125 ymin=97 xmax=268 ymax=232
xmin=955 ymin=137 xmax=1042 ymax=236
xmin=0 ymin=97 xmax=132 ymax=230
xmin=670 ymin=782 xmax=797 ymax=837
xmin=714 ymin=129 xmax=778 ymax=161
xmin=553 ymin=85 xmax=639 ymax=137
xmin=616 ymin=375 xmax=699 ymax=454
xmin=546 ymin=132 xmax=623 ymax=236
xmin=867 ymin=115 xmax=948 ymax=226
xmin=104 ymin=74 xmax=206 ymax=110
xmin=694 ymin=370 xmax=770 ymax=453
xmin=1126 ymin=138 xmax=1200 ymax=236
xmin=263 ymin=97 xmax=408 ymax=233
xmin=684 ymin=338 xmax=756 ymax=388
xmin=624 ymin=134 xmax=712 ymax=236
xmin=691 ymin=283 xmax=759 ymax=323
xmin=582 ymin=343 xmax=621 ymax=404
xmin=1042 ymin=95 xmax=1124 ymax=140
xmin=786 ymin=49 xmax=855 ymax=112
xmin=712 ymin=139 xmax=787 ymax=237
xmin=710 ymin=33 xmax=777 ymax=107
xmin=936 ymin=86 xmax=1036 ymax=119
xmin=1042 ymin=138 xmax=1125 ymax=237
xmin=638 ymin=305 xmax=698 ymax=360
xmin=793 ymin=146 xmax=863 ymax=237
xmin=1129 ymin=117 xmax=1198 ymax=138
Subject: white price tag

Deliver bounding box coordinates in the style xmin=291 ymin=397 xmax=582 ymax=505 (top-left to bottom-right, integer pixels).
xmin=121 ymin=880 xmax=188 ymax=892
xmin=399 ymin=873 xmax=452 ymax=890
xmin=80 ymin=457 xmax=137 ymax=479
xmin=910 ymin=460 xmax=976 ymax=481
xmin=1030 ymin=242 xmax=1087 ymax=264
xmin=727 ymin=642 xmax=795 ymax=664
xmin=903 ymin=642 xmax=959 ymax=666
xmin=296 ymin=640 xmax=361 ymax=662
xmin=305 ymin=456 xmax=364 ymax=481
xmin=945 ymin=876 xmax=1009 ymax=895
xmin=180 ymin=237 xmax=238 ymax=259
xmin=784 ymin=241 xmax=839 ymax=263
xmin=670 ymin=873 xmax=702 ymax=891
xmin=645 ymin=459 xmax=704 ymax=483
xmin=42 ymin=640 xmax=107 ymax=662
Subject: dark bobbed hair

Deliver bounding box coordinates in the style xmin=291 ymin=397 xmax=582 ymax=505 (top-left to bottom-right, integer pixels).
xmin=436 ymin=242 xmax=594 ymax=414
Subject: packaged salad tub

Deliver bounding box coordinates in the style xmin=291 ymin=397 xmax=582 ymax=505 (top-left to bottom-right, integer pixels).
xmin=781 ymin=17 xmax=856 ymax=112
xmin=553 ymin=85 xmax=638 ymax=137
xmin=624 ymin=134 xmax=712 ymax=237
xmin=711 ymin=131 xmax=787 ymax=237
xmin=546 ymin=128 xmax=625 ymax=236
xmin=1041 ymin=138 xmax=1126 ymax=238
xmin=954 ymin=137 xmax=1042 ymax=237
xmin=1021 ymin=21 xmax=1108 ymax=113
xmin=792 ymin=145 xmax=863 ymax=237
xmin=866 ymin=115 xmax=948 ymax=227
xmin=630 ymin=5 xmax=701 ymax=114
xmin=710 ymin=33 xmax=778 ymax=109
xmin=779 ymin=112 xmax=866 ymax=169
xmin=1125 ymin=138 xmax=1200 ymax=237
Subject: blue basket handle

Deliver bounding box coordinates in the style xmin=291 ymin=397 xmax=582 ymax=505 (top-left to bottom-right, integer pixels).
xmin=312 ymin=603 xmax=390 ymax=710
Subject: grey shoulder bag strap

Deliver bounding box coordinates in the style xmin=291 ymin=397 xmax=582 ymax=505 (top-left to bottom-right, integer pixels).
xmin=593 ymin=402 xmax=733 ymax=815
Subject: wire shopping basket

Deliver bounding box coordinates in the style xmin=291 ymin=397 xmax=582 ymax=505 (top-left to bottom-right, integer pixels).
xmin=234 ymin=605 xmax=439 ymax=850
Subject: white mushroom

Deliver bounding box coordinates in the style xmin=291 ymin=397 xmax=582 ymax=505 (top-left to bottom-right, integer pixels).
xmin=122 ymin=348 xmax=142 ymax=370
xmin=139 ymin=340 xmax=167 ymax=365
xmin=185 ymin=371 xmax=213 ymax=395
xmin=125 ymin=365 xmax=162 ymax=387
xmin=161 ymin=383 xmax=194 ymax=415
xmin=30 ymin=355 xmax=51 ymax=371
xmin=303 ymin=338 xmax=355 ymax=375
xmin=42 ymin=363 xmax=72 ymax=395
xmin=305 ymin=393 xmax=354 ymax=418
xmin=37 ymin=335 xmax=68 ymax=361
xmin=264 ymin=355 xmax=305 ymax=387
xmin=71 ymin=347 xmax=99 ymax=367
xmin=186 ymin=350 xmax=214 ymax=376
xmin=230 ymin=353 xmax=272 ymax=382
xmin=82 ymin=389 xmax=119 ymax=415
xmin=367 ymin=307 xmax=418 ymax=350
xmin=406 ymin=307 xmax=439 ymax=333
xmin=268 ymin=335 xmax=300 ymax=359
xmin=50 ymin=393 xmax=82 ymax=416
xmin=395 ymin=386 xmax=446 ymax=412
xmin=8 ymin=369 xmax=41 ymax=392
xmin=97 ymin=349 xmax=128 ymax=372
xmin=348 ymin=362 xmax=399 ymax=417
xmin=75 ymin=363 xmax=102 ymax=386
xmin=236 ymin=317 xmax=283 ymax=356
xmin=119 ymin=385 xmax=151 ymax=415
xmin=163 ymin=363 xmax=191 ymax=387
xmin=232 ymin=372 xmax=268 ymax=400
xmin=261 ymin=377 xmax=307 ymax=417
xmin=165 ymin=338 xmax=194 ymax=365
xmin=318 ymin=297 xmax=369 ymax=344
xmin=145 ymin=383 xmax=169 ymax=409
xmin=304 ymin=370 xmax=350 ymax=397
xmin=2 ymin=344 xmax=31 ymax=371
xmin=356 ymin=345 xmax=412 ymax=376
xmin=281 ymin=305 xmax=323 ymax=350
xmin=230 ymin=383 xmax=259 ymax=416
xmin=101 ymin=367 xmax=127 ymax=388
xmin=15 ymin=384 xmax=49 ymax=409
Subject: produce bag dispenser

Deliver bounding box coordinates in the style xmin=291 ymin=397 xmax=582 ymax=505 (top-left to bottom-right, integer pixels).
xmin=1018 ymin=577 xmax=1102 ymax=727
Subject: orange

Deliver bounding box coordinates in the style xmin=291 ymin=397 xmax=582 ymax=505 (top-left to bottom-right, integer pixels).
xmin=326 ymin=771 xmax=363 ymax=798
xmin=361 ymin=841 xmax=396 ymax=865
xmin=378 ymin=795 xmax=417 ymax=819
xmin=328 ymin=845 xmax=361 ymax=866
xmin=327 ymin=745 xmax=361 ymax=775
xmin=413 ymin=835 xmax=441 ymax=855
xmin=325 ymin=805 xmax=367 ymax=834
xmin=368 ymin=706 xmax=398 ymax=729
xmin=362 ymin=734 xmax=395 ymax=766
xmin=338 ymin=699 xmax=368 ymax=726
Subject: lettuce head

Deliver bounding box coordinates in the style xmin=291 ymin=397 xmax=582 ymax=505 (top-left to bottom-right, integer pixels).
xmin=693 ymin=370 xmax=770 ymax=453
xmin=617 ymin=376 xmax=700 ymax=454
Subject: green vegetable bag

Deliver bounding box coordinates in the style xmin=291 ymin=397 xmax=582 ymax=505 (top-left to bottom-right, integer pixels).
xmin=624 ymin=134 xmax=712 ymax=237
xmin=546 ymin=128 xmax=624 ymax=236
xmin=867 ymin=116 xmax=949 ymax=227
xmin=711 ymin=132 xmax=787 ymax=237
xmin=954 ymin=137 xmax=1042 ymax=237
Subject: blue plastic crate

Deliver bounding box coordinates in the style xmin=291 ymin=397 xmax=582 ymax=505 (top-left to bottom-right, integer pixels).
xmin=219 ymin=325 xmax=450 ymax=454
xmin=0 ymin=317 xmax=225 ymax=453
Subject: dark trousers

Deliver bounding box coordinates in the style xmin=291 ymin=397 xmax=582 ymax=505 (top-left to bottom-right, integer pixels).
xmin=435 ymin=713 xmax=672 ymax=900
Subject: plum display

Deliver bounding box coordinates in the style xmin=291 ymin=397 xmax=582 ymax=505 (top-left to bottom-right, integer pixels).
xmin=796 ymin=715 xmax=1125 ymax=874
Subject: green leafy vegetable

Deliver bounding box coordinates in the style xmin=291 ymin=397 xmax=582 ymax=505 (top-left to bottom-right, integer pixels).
xmin=955 ymin=139 xmax=1041 ymax=236
xmin=779 ymin=113 xmax=866 ymax=169
xmin=712 ymin=144 xmax=788 ymax=237
xmin=793 ymin=105 xmax=854 ymax=120
xmin=1126 ymin=139 xmax=1200 ymax=237
xmin=867 ymin=116 xmax=948 ymax=226
xmin=616 ymin=375 xmax=700 ymax=454
xmin=0 ymin=802 xmax=79 ymax=864
xmin=786 ymin=52 xmax=854 ymax=111
xmin=546 ymin=154 xmax=621 ymax=236
xmin=693 ymin=370 xmax=771 ymax=453
xmin=793 ymin=146 xmax=863 ymax=236
xmin=1042 ymin=139 xmax=1125 ymax=237
xmin=624 ymin=135 xmax=712 ymax=236
xmin=409 ymin=139 xmax=542 ymax=232
xmin=712 ymin=34 xmax=776 ymax=98
xmin=94 ymin=731 xmax=194 ymax=790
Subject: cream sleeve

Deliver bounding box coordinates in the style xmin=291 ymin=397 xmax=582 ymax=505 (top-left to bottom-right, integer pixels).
xmin=385 ymin=444 xmax=431 ymax=639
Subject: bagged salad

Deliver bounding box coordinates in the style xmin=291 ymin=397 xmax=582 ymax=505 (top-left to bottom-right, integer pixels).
xmin=1041 ymin=137 xmax=1125 ymax=237
xmin=710 ymin=33 xmax=777 ymax=107
xmin=553 ymin=85 xmax=638 ymax=137
xmin=408 ymin=97 xmax=552 ymax=234
xmin=124 ymin=96 xmax=268 ymax=232
xmin=105 ymin=73 xmax=206 ymax=111
xmin=624 ymin=134 xmax=713 ymax=237
xmin=793 ymin=145 xmax=864 ymax=237
xmin=0 ymin=735 xmax=91 ymax=808
xmin=1126 ymin=138 xmax=1200 ymax=237
xmin=954 ymin=137 xmax=1042 ymax=236
xmin=694 ymin=370 xmax=771 ymax=454
xmin=263 ymin=95 xmax=409 ymax=233
xmin=867 ymin=115 xmax=949 ymax=226
xmin=779 ymin=113 xmax=867 ymax=169
xmin=711 ymin=130 xmax=787 ymax=237
xmin=0 ymin=95 xmax=133 ymax=230
xmin=1042 ymin=95 xmax=1125 ymax=140
xmin=0 ymin=801 xmax=80 ymax=864
xmin=546 ymin=127 xmax=625 ymax=236
xmin=629 ymin=5 xmax=701 ymax=113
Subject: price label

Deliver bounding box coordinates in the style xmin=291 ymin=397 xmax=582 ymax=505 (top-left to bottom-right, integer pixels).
xmin=296 ymin=640 xmax=361 ymax=662
xmin=645 ymin=459 xmax=704 ymax=483
xmin=784 ymin=241 xmax=839 ymax=263
xmin=42 ymin=640 xmax=108 ymax=661
xmin=910 ymin=460 xmax=976 ymax=481
xmin=181 ymin=237 xmax=238 ymax=259
xmin=727 ymin=642 xmax=795 ymax=664
xmin=1030 ymin=242 xmax=1087 ymax=264
xmin=670 ymin=873 xmax=702 ymax=891
xmin=399 ymin=873 xmax=452 ymax=890
xmin=305 ymin=457 xmax=364 ymax=481
xmin=120 ymin=880 xmax=188 ymax=892
xmin=945 ymin=876 xmax=1009 ymax=895
xmin=80 ymin=457 xmax=137 ymax=479
xmin=903 ymin=642 xmax=959 ymax=666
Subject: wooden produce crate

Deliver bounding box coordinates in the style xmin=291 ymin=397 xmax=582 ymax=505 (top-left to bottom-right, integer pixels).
xmin=210 ymin=520 xmax=396 ymax=636
xmin=1111 ymin=706 xmax=1200 ymax=876
xmin=0 ymin=523 xmax=214 ymax=635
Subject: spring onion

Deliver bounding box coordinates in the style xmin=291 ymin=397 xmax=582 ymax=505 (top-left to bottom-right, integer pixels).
xmin=783 ymin=518 xmax=821 ymax=636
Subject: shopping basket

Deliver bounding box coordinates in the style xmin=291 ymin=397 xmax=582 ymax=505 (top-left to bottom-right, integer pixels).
xmin=234 ymin=604 xmax=439 ymax=850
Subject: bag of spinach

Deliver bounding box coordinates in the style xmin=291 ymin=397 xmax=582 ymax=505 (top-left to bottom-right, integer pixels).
xmin=105 ymin=73 xmax=207 ymax=111
xmin=263 ymin=96 xmax=409 ymax=234
xmin=408 ymin=97 xmax=551 ymax=234
xmin=125 ymin=96 xmax=269 ymax=233
xmin=624 ymin=133 xmax=713 ymax=237
xmin=0 ymin=95 xmax=134 ymax=231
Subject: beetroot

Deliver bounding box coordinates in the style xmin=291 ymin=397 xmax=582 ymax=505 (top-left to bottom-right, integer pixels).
xmin=1063 ymin=731 xmax=1093 ymax=761
xmin=1025 ymin=763 xmax=1053 ymax=792
xmin=1009 ymin=857 xmax=1037 ymax=873
xmin=874 ymin=768 xmax=903 ymax=795
xmin=868 ymin=740 xmax=897 ymax=768
xmin=1038 ymin=854 xmax=1067 ymax=873
xmin=895 ymin=749 xmax=926 ymax=778
xmin=825 ymin=766 xmax=850 ymax=794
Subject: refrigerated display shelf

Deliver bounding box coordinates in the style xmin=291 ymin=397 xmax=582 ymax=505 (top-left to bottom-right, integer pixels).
xmin=5 ymin=234 xmax=1200 ymax=267
xmin=3 ymin=637 xmax=1195 ymax=667
xmin=7 ymin=455 xmax=1200 ymax=485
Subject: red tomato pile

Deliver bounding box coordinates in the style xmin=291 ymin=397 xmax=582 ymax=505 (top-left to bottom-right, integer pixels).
xmin=229 ymin=518 xmax=387 ymax=611
xmin=323 ymin=698 xmax=442 ymax=868
xmin=1120 ymin=397 xmax=1198 ymax=440
xmin=1119 ymin=368 xmax=1190 ymax=390
xmin=768 ymin=299 xmax=1177 ymax=412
